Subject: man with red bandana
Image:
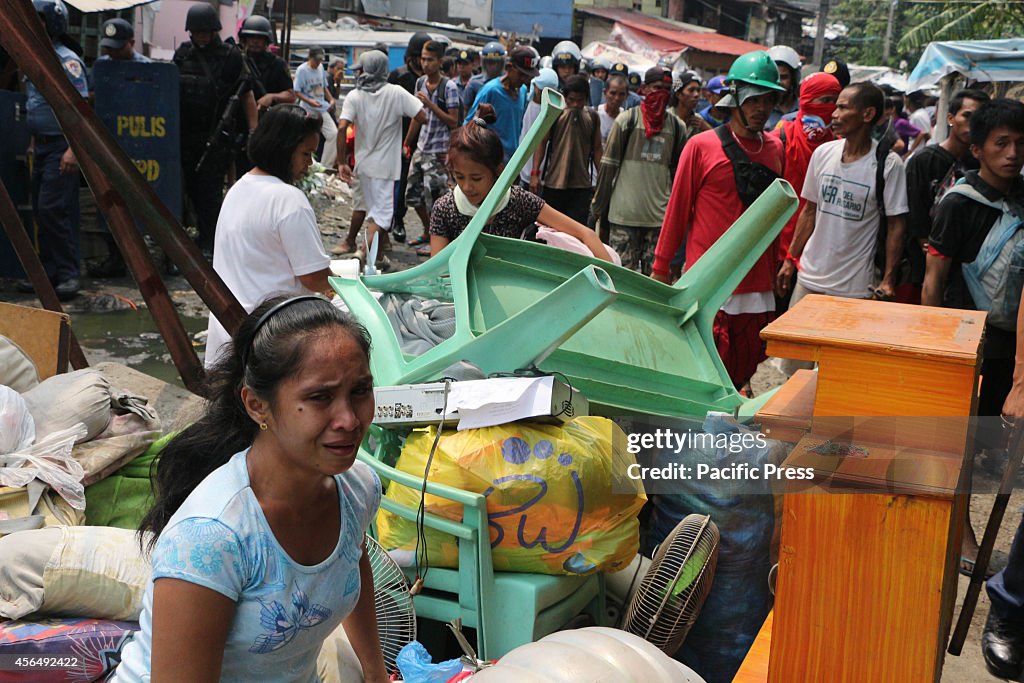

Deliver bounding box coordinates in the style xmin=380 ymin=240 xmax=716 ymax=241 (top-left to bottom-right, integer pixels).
xmin=770 ymin=72 xmax=842 ymax=311
xmin=653 ymin=51 xmax=785 ymax=392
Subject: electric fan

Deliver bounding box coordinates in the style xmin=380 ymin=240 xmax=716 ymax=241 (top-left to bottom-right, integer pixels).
xmin=367 ymin=535 xmax=417 ymax=673
xmin=620 ymin=514 xmax=720 ymax=654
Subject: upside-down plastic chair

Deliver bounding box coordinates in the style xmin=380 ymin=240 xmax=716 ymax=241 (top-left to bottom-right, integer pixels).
xmin=360 ymin=427 xmax=606 ymax=660
xmin=331 ymin=88 xmax=799 ymax=420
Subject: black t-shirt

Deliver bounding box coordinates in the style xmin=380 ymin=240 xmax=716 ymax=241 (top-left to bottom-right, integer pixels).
xmin=246 ymin=51 xmax=292 ymax=100
xmin=389 ymin=65 xmax=420 ymax=137
xmin=907 ymin=145 xmax=978 ymax=241
xmin=930 ymin=170 xmax=1022 ymax=358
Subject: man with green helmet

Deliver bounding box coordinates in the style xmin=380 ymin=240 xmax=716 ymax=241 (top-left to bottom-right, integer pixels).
xmin=654 ymin=50 xmax=785 ymax=393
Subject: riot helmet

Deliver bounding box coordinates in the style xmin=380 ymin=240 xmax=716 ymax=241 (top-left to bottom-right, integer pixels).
xmin=551 ymin=40 xmax=581 ymax=71
xmin=185 ymin=3 xmax=221 ymax=33
xmin=33 ymin=0 xmax=68 ymax=38
xmin=239 ymin=15 xmax=273 ymax=43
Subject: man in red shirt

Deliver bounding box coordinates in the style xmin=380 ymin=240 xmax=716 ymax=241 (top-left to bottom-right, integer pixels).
xmin=653 ymin=51 xmax=785 ymax=391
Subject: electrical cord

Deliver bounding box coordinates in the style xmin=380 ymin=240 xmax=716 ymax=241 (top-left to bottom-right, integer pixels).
xmin=411 ymin=379 xmax=450 ymax=595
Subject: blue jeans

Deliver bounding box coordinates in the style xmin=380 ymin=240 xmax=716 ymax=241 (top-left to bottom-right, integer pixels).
xmin=31 ymin=136 xmax=80 ymax=281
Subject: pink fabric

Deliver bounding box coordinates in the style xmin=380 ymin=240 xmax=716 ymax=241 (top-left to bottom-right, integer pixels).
xmin=535 ymin=226 xmax=623 ymax=266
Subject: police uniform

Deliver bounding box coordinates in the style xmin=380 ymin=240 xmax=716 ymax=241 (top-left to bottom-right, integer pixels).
xmin=173 ymin=38 xmax=248 ymax=252
xmin=235 ymin=50 xmax=292 ymax=174
xmin=26 ymin=40 xmax=88 ymax=288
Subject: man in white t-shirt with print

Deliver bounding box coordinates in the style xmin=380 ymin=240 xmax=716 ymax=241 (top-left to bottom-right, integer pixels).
xmin=776 ymin=81 xmax=908 ymax=373
xmin=294 ymin=47 xmax=337 ymax=168
xmin=338 ymin=50 xmax=426 ymax=267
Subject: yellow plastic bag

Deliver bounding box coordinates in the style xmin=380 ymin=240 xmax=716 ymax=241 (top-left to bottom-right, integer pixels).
xmin=377 ymin=417 xmax=646 ymax=575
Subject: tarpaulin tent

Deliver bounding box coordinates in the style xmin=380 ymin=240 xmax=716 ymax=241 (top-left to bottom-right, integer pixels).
xmin=907 ymin=39 xmax=1024 ymax=143
xmin=907 ymin=39 xmax=1024 ymax=93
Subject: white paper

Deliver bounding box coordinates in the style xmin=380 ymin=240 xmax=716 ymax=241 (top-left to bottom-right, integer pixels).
xmin=448 ymin=376 xmax=555 ymax=430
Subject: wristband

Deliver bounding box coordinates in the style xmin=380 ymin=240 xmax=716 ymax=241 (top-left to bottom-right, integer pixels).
xmin=530 ymin=170 xmax=540 ymax=176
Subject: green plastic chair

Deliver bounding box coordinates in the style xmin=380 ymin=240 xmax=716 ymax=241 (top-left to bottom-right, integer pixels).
xmin=361 ymin=426 xmax=605 ymax=660
xmin=331 ymin=86 xmax=799 ymax=417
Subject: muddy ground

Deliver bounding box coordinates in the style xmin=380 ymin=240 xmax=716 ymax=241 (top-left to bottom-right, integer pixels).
xmin=0 ymin=175 xmax=1015 ymax=681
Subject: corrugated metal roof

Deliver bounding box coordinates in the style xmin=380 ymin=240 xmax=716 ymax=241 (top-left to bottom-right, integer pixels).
xmin=577 ymin=7 xmax=714 ymax=34
xmin=580 ymin=7 xmax=767 ymax=57
xmin=64 ymin=0 xmax=157 ymax=12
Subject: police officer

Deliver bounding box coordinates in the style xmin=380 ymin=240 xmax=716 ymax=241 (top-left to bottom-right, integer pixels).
xmin=235 ymin=14 xmax=293 ymax=175
xmin=20 ymin=0 xmax=87 ymax=299
xmin=87 ymin=18 xmax=152 ymax=279
xmin=238 ymin=15 xmax=293 ymax=112
xmin=173 ymin=3 xmax=256 ymax=256
xmin=550 ymin=40 xmax=582 ymax=91
xmin=462 ymin=41 xmax=505 ymax=111
xmin=98 ymin=18 xmax=149 ymax=63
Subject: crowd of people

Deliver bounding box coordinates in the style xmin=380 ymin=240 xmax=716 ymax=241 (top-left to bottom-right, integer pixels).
xmin=17 ymin=1 xmax=1024 ymax=678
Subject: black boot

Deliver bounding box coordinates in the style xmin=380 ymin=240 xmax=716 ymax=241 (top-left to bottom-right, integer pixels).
xmin=983 ymin=609 xmax=1024 ymax=679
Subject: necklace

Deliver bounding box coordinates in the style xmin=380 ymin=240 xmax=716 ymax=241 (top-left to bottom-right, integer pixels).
xmin=731 ymin=128 xmax=764 ymax=155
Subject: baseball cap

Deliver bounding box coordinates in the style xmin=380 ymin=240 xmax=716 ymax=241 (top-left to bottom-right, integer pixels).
xmin=673 ymin=70 xmax=700 ymax=91
xmin=455 ymin=48 xmax=477 ymax=64
xmin=509 ymin=46 xmax=540 ymax=78
xmin=308 ymin=46 xmax=325 ymax=60
xmin=100 ymin=18 xmax=133 ymax=49
xmin=610 ymin=62 xmax=629 ymax=76
xmin=706 ymin=75 xmax=728 ymax=95
xmin=644 ymin=66 xmax=672 ymax=87
xmin=822 ymin=58 xmax=851 ymax=89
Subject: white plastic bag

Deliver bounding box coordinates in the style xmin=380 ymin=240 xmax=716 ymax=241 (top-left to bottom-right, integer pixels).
xmin=0 ymin=385 xmax=35 ymax=455
xmin=0 ymin=423 xmax=88 ymax=510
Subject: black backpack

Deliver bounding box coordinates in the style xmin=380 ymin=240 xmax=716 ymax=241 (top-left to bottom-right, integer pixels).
xmin=715 ymin=126 xmax=780 ymax=208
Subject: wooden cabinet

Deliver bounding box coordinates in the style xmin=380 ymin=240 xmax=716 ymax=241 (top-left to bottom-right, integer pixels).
xmin=753 ymin=295 xmax=986 ymax=683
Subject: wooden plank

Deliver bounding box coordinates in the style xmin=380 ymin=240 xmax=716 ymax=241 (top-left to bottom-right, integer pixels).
xmin=760 ymin=295 xmax=987 ymax=366
xmin=733 ymin=611 xmax=772 ymax=683
xmin=755 ymin=369 xmax=816 ymax=444
xmin=0 ymin=301 xmax=69 ymax=379
xmin=769 ymin=490 xmax=954 ymax=682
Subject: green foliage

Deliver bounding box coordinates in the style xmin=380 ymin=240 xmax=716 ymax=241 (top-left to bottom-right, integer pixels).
xmin=898 ymin=1 xmax=1024 ymax=53
xmin=828 ymin=0 xmax=924 ymax=66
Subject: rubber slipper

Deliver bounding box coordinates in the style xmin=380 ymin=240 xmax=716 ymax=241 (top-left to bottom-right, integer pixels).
xmin=960 ymin=554 xmax=998 ymax=579
xmin=416 ymin=245 xmax=432 ymax=257
xmin=331 ymin=243 xmax=357 ymax=256
xmin=408 ymin=235 xmax=429 ymax=247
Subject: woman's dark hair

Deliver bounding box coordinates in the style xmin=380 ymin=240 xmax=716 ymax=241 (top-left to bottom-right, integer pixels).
xmin=970 ymin=98 xmax=1024 ymax=148
xmin=246 ymin=104 xmax=323 ymax=182
xmin=139 ymin=296 xmax=371 ymax=550
xmin=448 ymin=119 xmax=504 ymax=175
xmin=885 ymin=95 xmax=904 ymax=117
xmin=949 ymin=88 xmax=990 ymax=116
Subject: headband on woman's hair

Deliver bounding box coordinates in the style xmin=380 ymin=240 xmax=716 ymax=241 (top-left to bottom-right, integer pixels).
xmin=242 ymin=295 xmax=324 ymax=369
xmin=473 ymin=117 xmax=488 ymax=128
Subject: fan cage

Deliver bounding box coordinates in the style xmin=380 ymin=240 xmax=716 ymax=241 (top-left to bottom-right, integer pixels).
xmin=367 ymin=536 xmax=417 ymax=673
xmin=622 ymin=513 xmax=720 ymax=654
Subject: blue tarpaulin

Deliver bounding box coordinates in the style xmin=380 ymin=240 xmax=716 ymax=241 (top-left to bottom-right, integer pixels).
xmin=907 ymin=39 xmax=1024 ymax=92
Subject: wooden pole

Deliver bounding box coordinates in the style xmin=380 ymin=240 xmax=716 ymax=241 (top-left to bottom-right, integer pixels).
xmin=79 ymin=155 xmax=205 ymax=393
xmin=812 ymin=0 xmax=830 ymax=69
xmin=0 ymin=176 xmax=88 ymax=371
xmin=0 ymin=0 xmax=247 ymax=337
xmin=948 ymin=421 xmax=1024 ymax=655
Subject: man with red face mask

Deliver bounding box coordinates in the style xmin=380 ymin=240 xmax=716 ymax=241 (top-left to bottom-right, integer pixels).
xmin=653 ymin=52 xmax=785 ymax=392
xmin=770 ymin=72 xmax=842 ymax=310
